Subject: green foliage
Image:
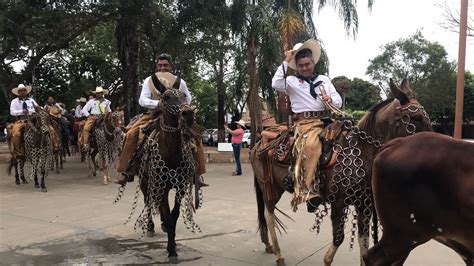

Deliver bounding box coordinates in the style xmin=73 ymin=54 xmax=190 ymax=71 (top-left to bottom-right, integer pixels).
xmin=463 ymin=71 xmax=474 ymax=121
xmin=189 ymin=80 xmax=218 ymax=128
xmin=332 ymin=76 xmax=381 ymax=110
xmin=366 ymin=31 xmax=457 ymax=123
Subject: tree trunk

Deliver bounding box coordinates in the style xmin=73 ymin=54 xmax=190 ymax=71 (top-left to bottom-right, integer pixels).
xmin=216 ymin=54 xmax=226 ymax=142
xmin=247 ymin=30 xmax=261 ymax=147
xmin=116 ymin=0 xmax=141 ymax=124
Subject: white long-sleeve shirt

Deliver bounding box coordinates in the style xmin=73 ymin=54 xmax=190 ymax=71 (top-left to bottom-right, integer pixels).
xmin=139 ymin=76 xmax=192 ymax=109
xmin=272 ymin=62 xmax=342 ymax=113
xmin=10 ymin=97 xmax=39 ymax=116
xmin=75 ymin=105 xmax=84 ymax=118
xmin=81 ymin=98 xmax=112 ymax=116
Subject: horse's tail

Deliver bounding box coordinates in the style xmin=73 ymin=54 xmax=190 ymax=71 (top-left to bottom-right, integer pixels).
xmin=372 ymin=203 xmax=379 ymax=244
xmin=255 ymin=175 xmax=267 ymax=234
xmin=7 ymin=157 xmax=14 ymax=175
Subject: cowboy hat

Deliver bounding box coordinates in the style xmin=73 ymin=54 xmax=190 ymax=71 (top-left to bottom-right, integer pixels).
xmin=156 ymin=72 xmax=177 ymax=90
xmin=48 ymin=105 xmax=62 ymax=118
xmin=11 ymin=84 xmax=32 ymax=96
xmin=236 ymin=120 xmax=246 ymax=127
xmin=288 ymin=39 xmax=321 ymax=70
xmin=76 ymin=97 xmax=87 ymax=103
xmin=91 ymin=86 xmax=108 ymax=94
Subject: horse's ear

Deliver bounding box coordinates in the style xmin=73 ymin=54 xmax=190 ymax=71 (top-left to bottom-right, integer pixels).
xmin=389 ymin=78 xmax=409 ymax=105
xmin=400 ymin=78 xmax=415 ymax=96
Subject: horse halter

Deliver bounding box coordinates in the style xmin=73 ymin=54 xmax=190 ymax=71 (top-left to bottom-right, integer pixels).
xmin=160 ymin=90 xmax=192 ymax=132
xmin=396 ymin=99 xmax=430 ymax=135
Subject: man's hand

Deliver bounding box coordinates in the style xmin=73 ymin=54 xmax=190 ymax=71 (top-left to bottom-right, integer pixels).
xmin=284 ymin=50 xmax=295 ymax=63
xmin=321 ymin=95 xmax=333 ymax=103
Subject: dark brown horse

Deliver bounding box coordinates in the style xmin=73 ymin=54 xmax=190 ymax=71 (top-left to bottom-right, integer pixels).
xmin=364 ymin=132 xmax=474 ymax=265
xmin=119 ymin=89 xmax=200 ymax=262
xmin=85 ymin=111 xmax=123 ymax=184
xmin=251 ymin=79 xmax=432 ymax=265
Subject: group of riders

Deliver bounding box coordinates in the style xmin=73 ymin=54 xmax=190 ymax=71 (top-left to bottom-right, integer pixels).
xmin=7 ymin=39 xmax=341 ymax=210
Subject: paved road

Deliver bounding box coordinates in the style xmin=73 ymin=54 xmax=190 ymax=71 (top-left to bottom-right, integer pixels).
xmin=0 ymin=156 xmax=463 ymax=265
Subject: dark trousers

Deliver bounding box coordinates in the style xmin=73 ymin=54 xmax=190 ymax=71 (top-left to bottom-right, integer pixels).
xmin=232 ymin=143 xmax=242 ymax=175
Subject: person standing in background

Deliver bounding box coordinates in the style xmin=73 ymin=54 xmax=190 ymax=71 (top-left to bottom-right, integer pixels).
xmin=225 ymin=119 xmax=245 ymax=176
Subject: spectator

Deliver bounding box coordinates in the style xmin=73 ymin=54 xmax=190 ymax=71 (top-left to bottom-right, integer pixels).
xmin=224 ymin=119 xmax=245 ymax=176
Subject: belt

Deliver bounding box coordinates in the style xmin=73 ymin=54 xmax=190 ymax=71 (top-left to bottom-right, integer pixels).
xmin=293 ymin=110 xmax=329 ymax=121
xmin=15 ymin=115 xmax=29 ymax=121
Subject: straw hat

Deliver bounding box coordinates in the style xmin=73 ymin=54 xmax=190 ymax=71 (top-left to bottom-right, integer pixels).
xmin=11 ymin=84 xmax=32 ymax=96
xmin=76 ymin=97 xmax=87 ymax=103
xmin=156 ymin=72 xmax=177 ymax=90
xmin=288 ymin=39 xmax=321 ymax=70
xmin=236 ymin=120 xmax=246 ymax=127
xmin=91 ymin=86 xmax=108 ymax=94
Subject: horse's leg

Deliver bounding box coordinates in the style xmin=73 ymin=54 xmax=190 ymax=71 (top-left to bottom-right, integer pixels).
xmin=91 ymin=150 xmax=98 ymax=177
xmin=324 ymin=202 xmax=347 ymax=266
xmin=103 ymin=165 xmax=109 ymax=185
xmin=40 ymin=160 xmax=47 ymax=192
xmin=13 ymin=158 xmax=20 ymax=185
xmin=55 ymin=151 xmax=60 ymax=174
xmin=20 ymin=158 xmax=27 ymax=184
xmin=357 ymin=205 xmax=370 ymax=266
xmin=159 ymin=190 xmax=171 ymax=233
xmin=264 ymin=204 xmax=285 ymax=265
xmin=159 ymin=188 xmax=180 ymax=262
xmin=254 ymin=176 xmax=275 ymax=254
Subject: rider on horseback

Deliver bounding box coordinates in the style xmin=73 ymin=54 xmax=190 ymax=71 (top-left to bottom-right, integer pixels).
xmin=8 ymin=84 xmax=60 ymax=156
xmin=44 ymin=95 xmax=71 ymax=141
xmin=272 ymin=39 xmax=342 ymax=210
xmin=80 ymin=86 xmax=112 ymax=151
xmin=115 ymin=53 xmax=208 ymax=188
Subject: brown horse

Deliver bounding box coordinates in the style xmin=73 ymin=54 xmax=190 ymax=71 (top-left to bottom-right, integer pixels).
xmin=251 ymin=79 xmax=432 ymax=265
xmin=364 ymin=132 xmax=474 ymax=265
xmin=7 ymin=109 xmax=53 ymax=192
xmin=119 ymin=89 xmax=200 ymax=262
xmin=85 ymin=111 xmax=123 ymax=184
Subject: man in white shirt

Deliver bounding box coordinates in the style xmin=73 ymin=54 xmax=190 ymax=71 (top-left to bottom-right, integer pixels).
xmin=116 ymin=53 xmax=207 ymax=188
xmin=74 ymin=97 xmax=87 ymax=118
xmin=8 ymin=84 xmax=39 ymax=156
xmin=80 ymin=87 xmax=112 ymax=150
xmin=272 ymin=39 xmax=342 ymax=210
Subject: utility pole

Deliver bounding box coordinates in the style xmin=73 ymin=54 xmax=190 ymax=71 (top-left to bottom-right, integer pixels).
xmin=454 ymin=0 xmax=469 ymax=139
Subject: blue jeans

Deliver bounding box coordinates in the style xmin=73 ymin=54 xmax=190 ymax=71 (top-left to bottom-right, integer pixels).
xmin=232 ymin=143 xmax=242 ymax=175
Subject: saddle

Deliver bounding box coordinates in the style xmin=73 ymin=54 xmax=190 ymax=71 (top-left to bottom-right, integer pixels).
xmin=318 ymin=119 xmax=346 ymax=168
xmin=257 ymin=124 xmax=293 ymax=164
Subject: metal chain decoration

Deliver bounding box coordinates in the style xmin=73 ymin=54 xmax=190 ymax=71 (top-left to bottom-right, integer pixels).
xmin=310 ymin=103 xmax=424 ymax=250
xmin=24 ymin=113 xmax=53 ymax=182
xmin=132 ymin=125 xmax=201 ymax=238
xmin=88 ymin=113 xmax=122 ymax=171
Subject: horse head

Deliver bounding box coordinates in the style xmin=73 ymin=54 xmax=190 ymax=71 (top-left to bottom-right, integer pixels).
xmin=161 ymin=89 xmax=194 ymax=130
xmin=29 ymin=109 xmax=51 ymax=136
xmin=357 ymin=79 xmax=432 ymax=143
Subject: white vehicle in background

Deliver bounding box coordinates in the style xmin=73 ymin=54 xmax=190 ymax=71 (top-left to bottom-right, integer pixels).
xmin=241 ymin=132 xmax=251 ymax=148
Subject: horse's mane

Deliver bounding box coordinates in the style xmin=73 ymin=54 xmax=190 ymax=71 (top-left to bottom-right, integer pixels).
xmin=357 ymin=98 xmax=395 ymax=137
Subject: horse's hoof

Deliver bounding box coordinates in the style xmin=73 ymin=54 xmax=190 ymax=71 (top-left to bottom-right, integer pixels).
xmin=35 ymin=184 xmax=40 ymax=188
xmin=103 ymin=179 xmax=108 ymax=185
xmin=55 ymin=170 xmax=60 ymax=174
xmin=265 ymin=246 xmax=274 ymax=254
xmin=15 ymin=180 xmax=20 ymax=185
xmin=276 ymin=258 xmax=285 ymax=266
xmin=168 ymin=256 xmax=178 ymax=264
xmin=41 ymin=188 xmax=48 ymax=192
xmin=22 ymin=180 xmax=28 ymax=184
xmin=107 ymin=176 xmax=111 ymax=182
xmin=161 ymin=224 xmax=167 ymax=233
xmin=146 ymin=230 xmax=155 ymax=237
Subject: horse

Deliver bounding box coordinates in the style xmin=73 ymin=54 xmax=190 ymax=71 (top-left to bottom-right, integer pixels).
xmin=364 ymin=132 xmax=474 ymax=265
xmin=250 ymin=79 xmax=432 ymax=265
xmin=118 ymin=89 xmax=201 ymax=263
xmin=85 ymin=111 xmax=123 ymax=184
xmin=7 ymin=109 xmax=53 ymax=192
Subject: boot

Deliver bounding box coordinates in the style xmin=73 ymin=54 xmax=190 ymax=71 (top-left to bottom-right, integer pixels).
xmin=115 ymin=173 xmax=128 ymax=186
xmin=195 ymin=175 xmax=209 ymax=188
xmin=307 ymin=194 xmax=323 ymax=213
